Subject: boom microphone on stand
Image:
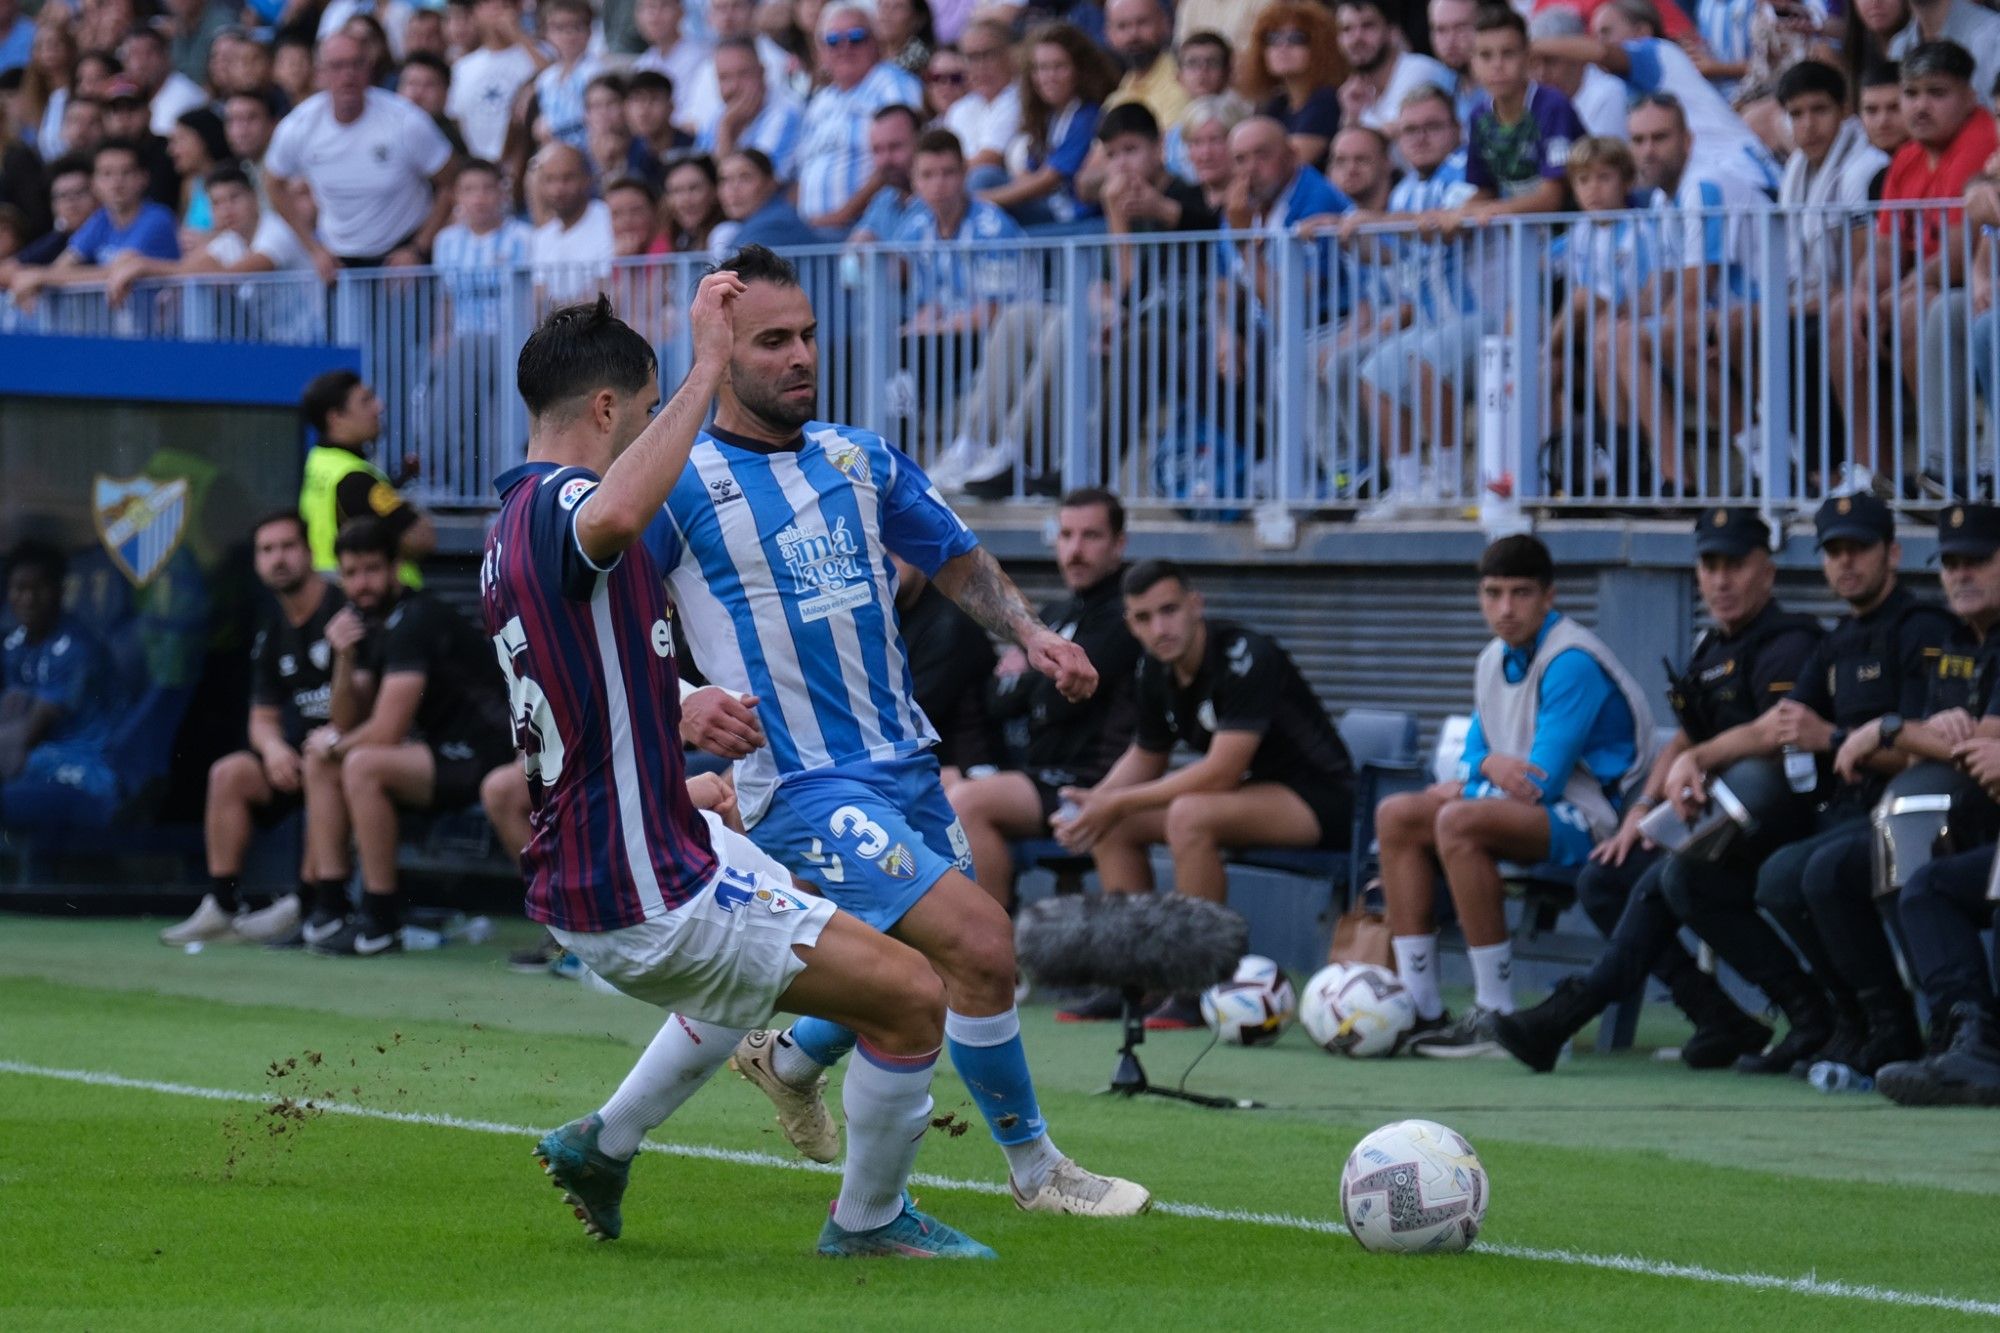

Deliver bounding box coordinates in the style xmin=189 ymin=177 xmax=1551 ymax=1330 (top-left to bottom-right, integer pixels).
xmin=1016 ymin=893 xmax=1258 ymax=1109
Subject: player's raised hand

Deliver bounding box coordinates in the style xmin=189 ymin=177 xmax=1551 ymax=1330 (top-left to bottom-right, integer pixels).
xmin=681 ymin=687 xmax=766 ymax=759
xmin=1025 ymin=628 xmax=1097 ymax=703
xmin=689 ymin=270 xmax=746 ymax=371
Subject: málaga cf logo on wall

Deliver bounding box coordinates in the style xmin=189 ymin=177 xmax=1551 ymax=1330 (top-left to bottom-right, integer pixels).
xmin=93 ymin=474 xmax=190 ymax=588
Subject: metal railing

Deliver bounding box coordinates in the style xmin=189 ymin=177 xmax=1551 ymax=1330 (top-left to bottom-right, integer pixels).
xmin=5 ymin=200 xmax=1994 ymax=521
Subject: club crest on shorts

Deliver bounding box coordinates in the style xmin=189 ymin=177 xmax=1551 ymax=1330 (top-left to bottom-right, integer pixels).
xmin=92 ymin=474 xmax=189 ymax=588
xmin=877 ymin=843 xmax=917 ymax=879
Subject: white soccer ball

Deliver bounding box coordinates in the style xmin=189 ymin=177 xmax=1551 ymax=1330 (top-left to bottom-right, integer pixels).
xmin=1232 ymin=954 xmax=1283 ymax=986
xmin=1299 ymin=963 xmax=1416 ymax=1058
xmin=1200 ymin=974 xmax=1297 ymax=1046
xmin=1340 ymin=1119 xmax=1488 ymax=1255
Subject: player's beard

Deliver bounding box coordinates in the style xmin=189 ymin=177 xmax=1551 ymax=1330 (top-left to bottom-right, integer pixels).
xmin=736 ymin=367 xmax=818 ymax=433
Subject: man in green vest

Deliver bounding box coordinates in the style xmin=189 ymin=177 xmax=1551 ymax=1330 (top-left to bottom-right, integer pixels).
xmin=298 ymin=371 xmax=436 ymax=588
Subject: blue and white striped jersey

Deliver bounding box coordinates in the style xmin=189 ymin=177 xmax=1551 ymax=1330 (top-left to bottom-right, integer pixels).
xmin=889 ymin=196 xmax=1028 ymax=313
xmin=1385 ymin=150 xmax=1480 ymax=321
xmin=535 ymin=56 xmax=603 ymax=150
xmin=695 ymin=96 xmax=807 ymax=181
xmin=796 ymin=63 xmax=924 ymax=221
xmin=1695 ymin=0 xmax=1756 ymax=99
xmin=1653 ymin=168 xmax=1766 ymax=297
xmin=1619 ymin=38 xmax=1778 ymax=191
xmin=433 ymin=219 xmax=536 ymax=334
xmin=1553 ymin=214 xmax=1662 ymax=307
xmin=641 ymin=420 xmax=981 ymax=822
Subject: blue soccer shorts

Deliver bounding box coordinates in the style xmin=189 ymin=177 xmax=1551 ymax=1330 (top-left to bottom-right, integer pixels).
xmin=748 ymin=752 xmax=974 ymax=931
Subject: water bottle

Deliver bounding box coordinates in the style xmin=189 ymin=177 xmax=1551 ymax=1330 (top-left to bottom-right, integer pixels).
xmin=1808 ymin=1060 xmax=1874 ymax=1094
xmin=1782 ymin=745 xmax=1817 ymax=793
xmin=1055 ymin=798 xmax=1082 ymax=826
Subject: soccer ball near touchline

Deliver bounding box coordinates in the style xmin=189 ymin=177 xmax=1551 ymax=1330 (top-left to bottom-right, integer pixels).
xmin=1200 ymin=973 xmax=1296 ymax=1046
xmin=1340 ymin=1119 xmax=1488 ymax=1255
xmin=1299 ymin=962 xmax=1416 ymax=1058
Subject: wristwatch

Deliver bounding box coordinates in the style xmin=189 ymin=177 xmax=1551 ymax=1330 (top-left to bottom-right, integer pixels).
xmin=1878 ymin=714 xmax=1904 ymax=751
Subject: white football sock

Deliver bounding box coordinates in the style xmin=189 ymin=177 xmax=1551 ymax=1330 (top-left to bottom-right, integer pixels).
xmin=595 ymin=1014 xmax=746 ymax=1159
xmin=1468 ymin=942 xmax=1516 ymax=1015
xmin=1000 ymin=1133 xmax=1064 ymax=1191
xmin=1392 ymin=933 xmax=1443 ymax=1020
xmin=835 ymin=1041 xmax=939 ymax=1233
xmin=772 ymin=1029 xmax=831 ymax=1086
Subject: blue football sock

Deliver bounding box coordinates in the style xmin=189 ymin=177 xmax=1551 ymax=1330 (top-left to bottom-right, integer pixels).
xmin=944 ymin=1007 xmax=1048 ymax=1148
xmin=788 ymin=1016 xmax=859 ymax=1069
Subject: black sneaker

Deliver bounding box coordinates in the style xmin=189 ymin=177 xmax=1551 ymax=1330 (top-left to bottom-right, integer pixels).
xmin=1055 ymin=989 xmax=1129 ymax=1023
xmin=1411 ymin=1006 xmax=1502 ymax=1059
xmin=1493 ymin=978 xmax=1602 ymax=1073
xmin=1680 ymin=1011 xmax=1774 ymax=1070
xmin=308 ymin=920 xmax=403 ymax=958
xmin=1142 ymin=993 xmax=1206 ymax=1031
xmin=1392 ymin=1009 xmax=1454 ymax=1056
xmin=1880 ymin=1003 xmax=2000 ymax=1107
xmin=508 ymin=932 xmax=564 ymax=974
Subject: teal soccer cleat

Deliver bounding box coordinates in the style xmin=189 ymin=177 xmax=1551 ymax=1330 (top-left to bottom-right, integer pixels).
xmin=816 ymin=1196 xmax=997 ymax=1260
xmin=534 ymin=1114 xmax=630 ymax=1241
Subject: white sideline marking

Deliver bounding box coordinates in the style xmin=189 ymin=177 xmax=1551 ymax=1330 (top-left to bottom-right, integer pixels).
xmin=4 ymin=1058 xmax=1997 ymax=1319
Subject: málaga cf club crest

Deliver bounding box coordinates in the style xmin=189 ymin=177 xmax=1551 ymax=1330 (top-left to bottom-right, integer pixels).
xmin=93 ymin=474 xmax=190 ymax=588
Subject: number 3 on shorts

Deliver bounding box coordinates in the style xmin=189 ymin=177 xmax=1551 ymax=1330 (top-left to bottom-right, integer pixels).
xmin=828 ymin=805 xmax=890 ymax=859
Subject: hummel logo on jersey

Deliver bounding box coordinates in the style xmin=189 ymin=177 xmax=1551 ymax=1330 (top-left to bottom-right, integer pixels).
xmin=708 ymin=476 xmax=742 ymax=505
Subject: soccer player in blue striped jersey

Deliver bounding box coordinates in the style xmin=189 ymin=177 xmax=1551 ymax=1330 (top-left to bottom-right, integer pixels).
xmin=483 ymin=281 xmax=991 ymax=1259
xmin=646 ymin=245 xmax=1151 ymax=1217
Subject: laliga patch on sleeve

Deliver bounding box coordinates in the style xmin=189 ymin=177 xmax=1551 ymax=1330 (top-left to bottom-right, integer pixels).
xmin=367 ymin=481 xmax=404 ymax=516
xmin=558 ymin=477 xmax=596 ymax=511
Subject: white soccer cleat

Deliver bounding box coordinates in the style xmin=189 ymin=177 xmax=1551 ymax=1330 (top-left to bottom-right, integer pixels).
xmin=232 ymin=893 xmax=301 ymax=944
xmin=160 ymin=894 xmax=240 ymax=946
xmin=1009 ymin=1158 xmax=1151 ymax=1217
xmin=728 ymin=1029 xmax=840 ymax=1164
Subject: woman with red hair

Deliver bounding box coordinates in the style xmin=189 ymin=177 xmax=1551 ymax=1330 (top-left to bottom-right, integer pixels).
xmin=1237 ymin=1 xmax=1347 ymax=169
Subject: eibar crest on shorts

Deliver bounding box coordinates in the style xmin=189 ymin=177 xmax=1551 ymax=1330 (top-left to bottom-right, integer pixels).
xmin=92 ymin=474 xmax=190 ymax=588
xmin=877 ymin=843 xmax=917 ymax=880
xmin=755 ymin=885 xmax=803 ymax=914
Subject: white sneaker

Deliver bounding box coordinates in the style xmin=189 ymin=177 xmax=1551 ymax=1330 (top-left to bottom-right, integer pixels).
xmin=959 ymin=440 xmax=1018 ymax=486
xmin=1009 ymin=1157 xmax=1151 ymax=1217
xmin=1358 ymin=463 xmax=1438 ymax=521
xmin=232 ymin=893 xmax=301 ymax=943
xmin=160 ymin=895 xmax=240 ymax=946
xmin=926 ymin=436 xmax=985 ymax=492
xmin=1833 ymin=463 xmax=1881 ymax=498
xmin=728 ymin=1029 xmax=840 ymax=1164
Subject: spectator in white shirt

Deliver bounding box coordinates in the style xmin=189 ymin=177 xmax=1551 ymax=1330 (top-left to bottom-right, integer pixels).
xmin=797 ymin=3 xmax=923 ymax=230
xmin=680 ymin=0 xmax=797 ymax=134
xmin=449 ymin=0 xmax=548 ymax=161
xmin=1334 ymin=0 xmax=1456 ymax=135
xmin=530 ymin=143 xmax=614 ymax=306
xmin=101 ymin=163 xmax=314 ymax=333
xmin=634 ymin=0 xmax=713 ymax=130
xmin=695 ymin=36 xmax=806 ymax=180
xmin=1527 ymin=5 xmax=1631 ymax=139
xmin=263 ymin=32 xmax=459 ymax=280
xmin=319 ymin=0 xmax=417 ymax=61
xmin=1888 ymin=0 xmax=2000 ymax=111
xmin=118 ymin=25 xmax=206 ymax=139
xmin=942 ymin=15 xmax=1021 ymax=191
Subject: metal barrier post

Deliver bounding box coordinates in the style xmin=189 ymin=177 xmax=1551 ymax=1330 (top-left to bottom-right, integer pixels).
xmin=1270 ymin=233 xmax=1308 ymax=508
xmin=1505 ymin=219 xmax=1544 ymax=504
xmin=1754 ymin=209 xmax=1793 ymax=518
xmin=858 ymin=246 xmax=894 ymax=436
xmin=1060 ymin=239 xmax=1094 ymax=489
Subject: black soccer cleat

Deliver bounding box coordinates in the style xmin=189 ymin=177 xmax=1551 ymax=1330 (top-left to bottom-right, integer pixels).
xmin=1493 ymin=977 xmax=1601 ymax=1074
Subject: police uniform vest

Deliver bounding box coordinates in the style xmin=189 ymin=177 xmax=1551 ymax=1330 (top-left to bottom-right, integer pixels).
xmin=299 ymin=445 xmax=422 ymax=589
xmin=1666 ymin=606 xmax=1822 ymax=742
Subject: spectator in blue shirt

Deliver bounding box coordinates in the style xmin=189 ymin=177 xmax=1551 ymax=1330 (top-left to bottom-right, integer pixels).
xmin=713 ymin=147 xmax=822 ymax=254
xmin=848 ymin=104 xmax=922 ymax=241
xmin=1215 ymin=114 xmax=1352 ymax=378
xmin=892 ymin=128 xmax=1028 ymax=329
xmin=0 ymin=542 xmax=121 ymax=829
xmin=9 ymin=139 xmax=180 ymax=310
xmin=980 ymin=22 xmax=1119 ymax=229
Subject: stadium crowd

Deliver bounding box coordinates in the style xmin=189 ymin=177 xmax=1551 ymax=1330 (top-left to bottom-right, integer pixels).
xmin=2 ymin=0 xmax=2000 ymax=507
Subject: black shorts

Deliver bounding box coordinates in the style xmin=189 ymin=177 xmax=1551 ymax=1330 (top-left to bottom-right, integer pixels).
xmin=1026 ymin=768 xmax=1090 ymax=823
xmin=1284 ymin=780 xmax=1353 ymax=851
xmin=427 ymin=739 xmax=513 ymax=813
xmin=251 ymin=781 xmax=304 ymax=830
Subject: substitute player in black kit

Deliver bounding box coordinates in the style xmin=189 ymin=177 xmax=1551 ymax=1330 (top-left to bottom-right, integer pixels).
xmin=1058 ymin=558 xmax=1353 ymax=1028
xmin=301 ymin=520 xmax=514 ymax=955
xmin=163 ymin=510 xmax=347 ymax=947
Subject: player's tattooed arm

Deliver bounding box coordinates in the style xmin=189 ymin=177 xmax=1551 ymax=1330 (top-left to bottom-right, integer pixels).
xmin=932 ymin=547 xmax=1045 ymax=645
xmin=934 ymin=549 xmax=1099 ymax=702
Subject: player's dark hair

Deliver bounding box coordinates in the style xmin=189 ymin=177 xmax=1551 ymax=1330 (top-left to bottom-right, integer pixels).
xmin=1478 ymin=534 xmax=1555 ymax=586
xmin=516 ymin=293 xmax=659 ymax=418
xmin=1061 ymin=487 xmax=1126 ymax=536
xmin=1776 ymin=59 xmax=1846 ymax=108
xmin=872 ymin=102 xmax=922 ymax=134
xmin=333 ymin=519 xmax=399 ymax=562
xmin=301 ymin=369 xmax=365 ymax=436
xmin=92 ymin=138 xmax=143 ymax=172
xmin=1472 ymin=4 xmax=1526 ymax=38
xmin=713 ymin=242 xmax=801 ymax=288
xmin=4 ymin=539 xmax=67 ymax=589
xmin=914 ymin=127 xmax=964 ymax=159
xmin=628 ymin=69 xmax=675 ymax=100
xmin=1902 ymin=39 xmax=1975 ymax=85
xmin=1097 ymin=100 xmax=1160 ymax=143
xmin=252 ymin=509 xmax=309 ymax=544
xmin=403 ymin=49 xmax=452 ymax=84
xmin=1123 ymin=558 xmax=1190 ymax=599
xmin=205 ymin=163 xmax=252 ymax=193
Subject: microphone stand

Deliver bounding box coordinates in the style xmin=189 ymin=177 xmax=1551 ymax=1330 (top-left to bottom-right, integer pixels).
xmin=1105 ymin=984 xmax=1264 ymax=1110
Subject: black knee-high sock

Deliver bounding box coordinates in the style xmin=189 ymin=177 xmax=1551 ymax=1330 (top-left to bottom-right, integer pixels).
xmin=209 ymin=875 xmax=241 ymax=913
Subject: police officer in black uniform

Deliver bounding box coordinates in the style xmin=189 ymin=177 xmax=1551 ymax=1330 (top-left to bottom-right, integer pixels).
xmin=1658 ymin=493 xmax=1957 ymax=1075
xmin=1495 ymin=509 xmax=1823 ymax=1072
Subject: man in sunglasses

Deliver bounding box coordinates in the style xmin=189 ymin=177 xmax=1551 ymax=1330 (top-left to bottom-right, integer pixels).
xmin=798 ymin=4 xmax=922 ymax=235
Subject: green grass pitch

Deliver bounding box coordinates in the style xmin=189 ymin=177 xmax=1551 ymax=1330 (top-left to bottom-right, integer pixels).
xmin=4 ymin=913 xmax=1999 ymax=1331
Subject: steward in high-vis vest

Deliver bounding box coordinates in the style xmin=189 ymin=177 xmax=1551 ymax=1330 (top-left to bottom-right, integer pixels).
xmin=298 ymin=370 xmax=435 ymax=588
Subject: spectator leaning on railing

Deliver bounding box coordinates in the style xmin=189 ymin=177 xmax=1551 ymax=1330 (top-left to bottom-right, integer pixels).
xmin=101 ymin=162 xmax=313 ymax=307
xmin=6 ymin=153 xmax=92 ymax=270
xmin=1434 ymin=6 xmax=1587 ymax=232
xmin=8 ymin=138 xmax=177 ymax=310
